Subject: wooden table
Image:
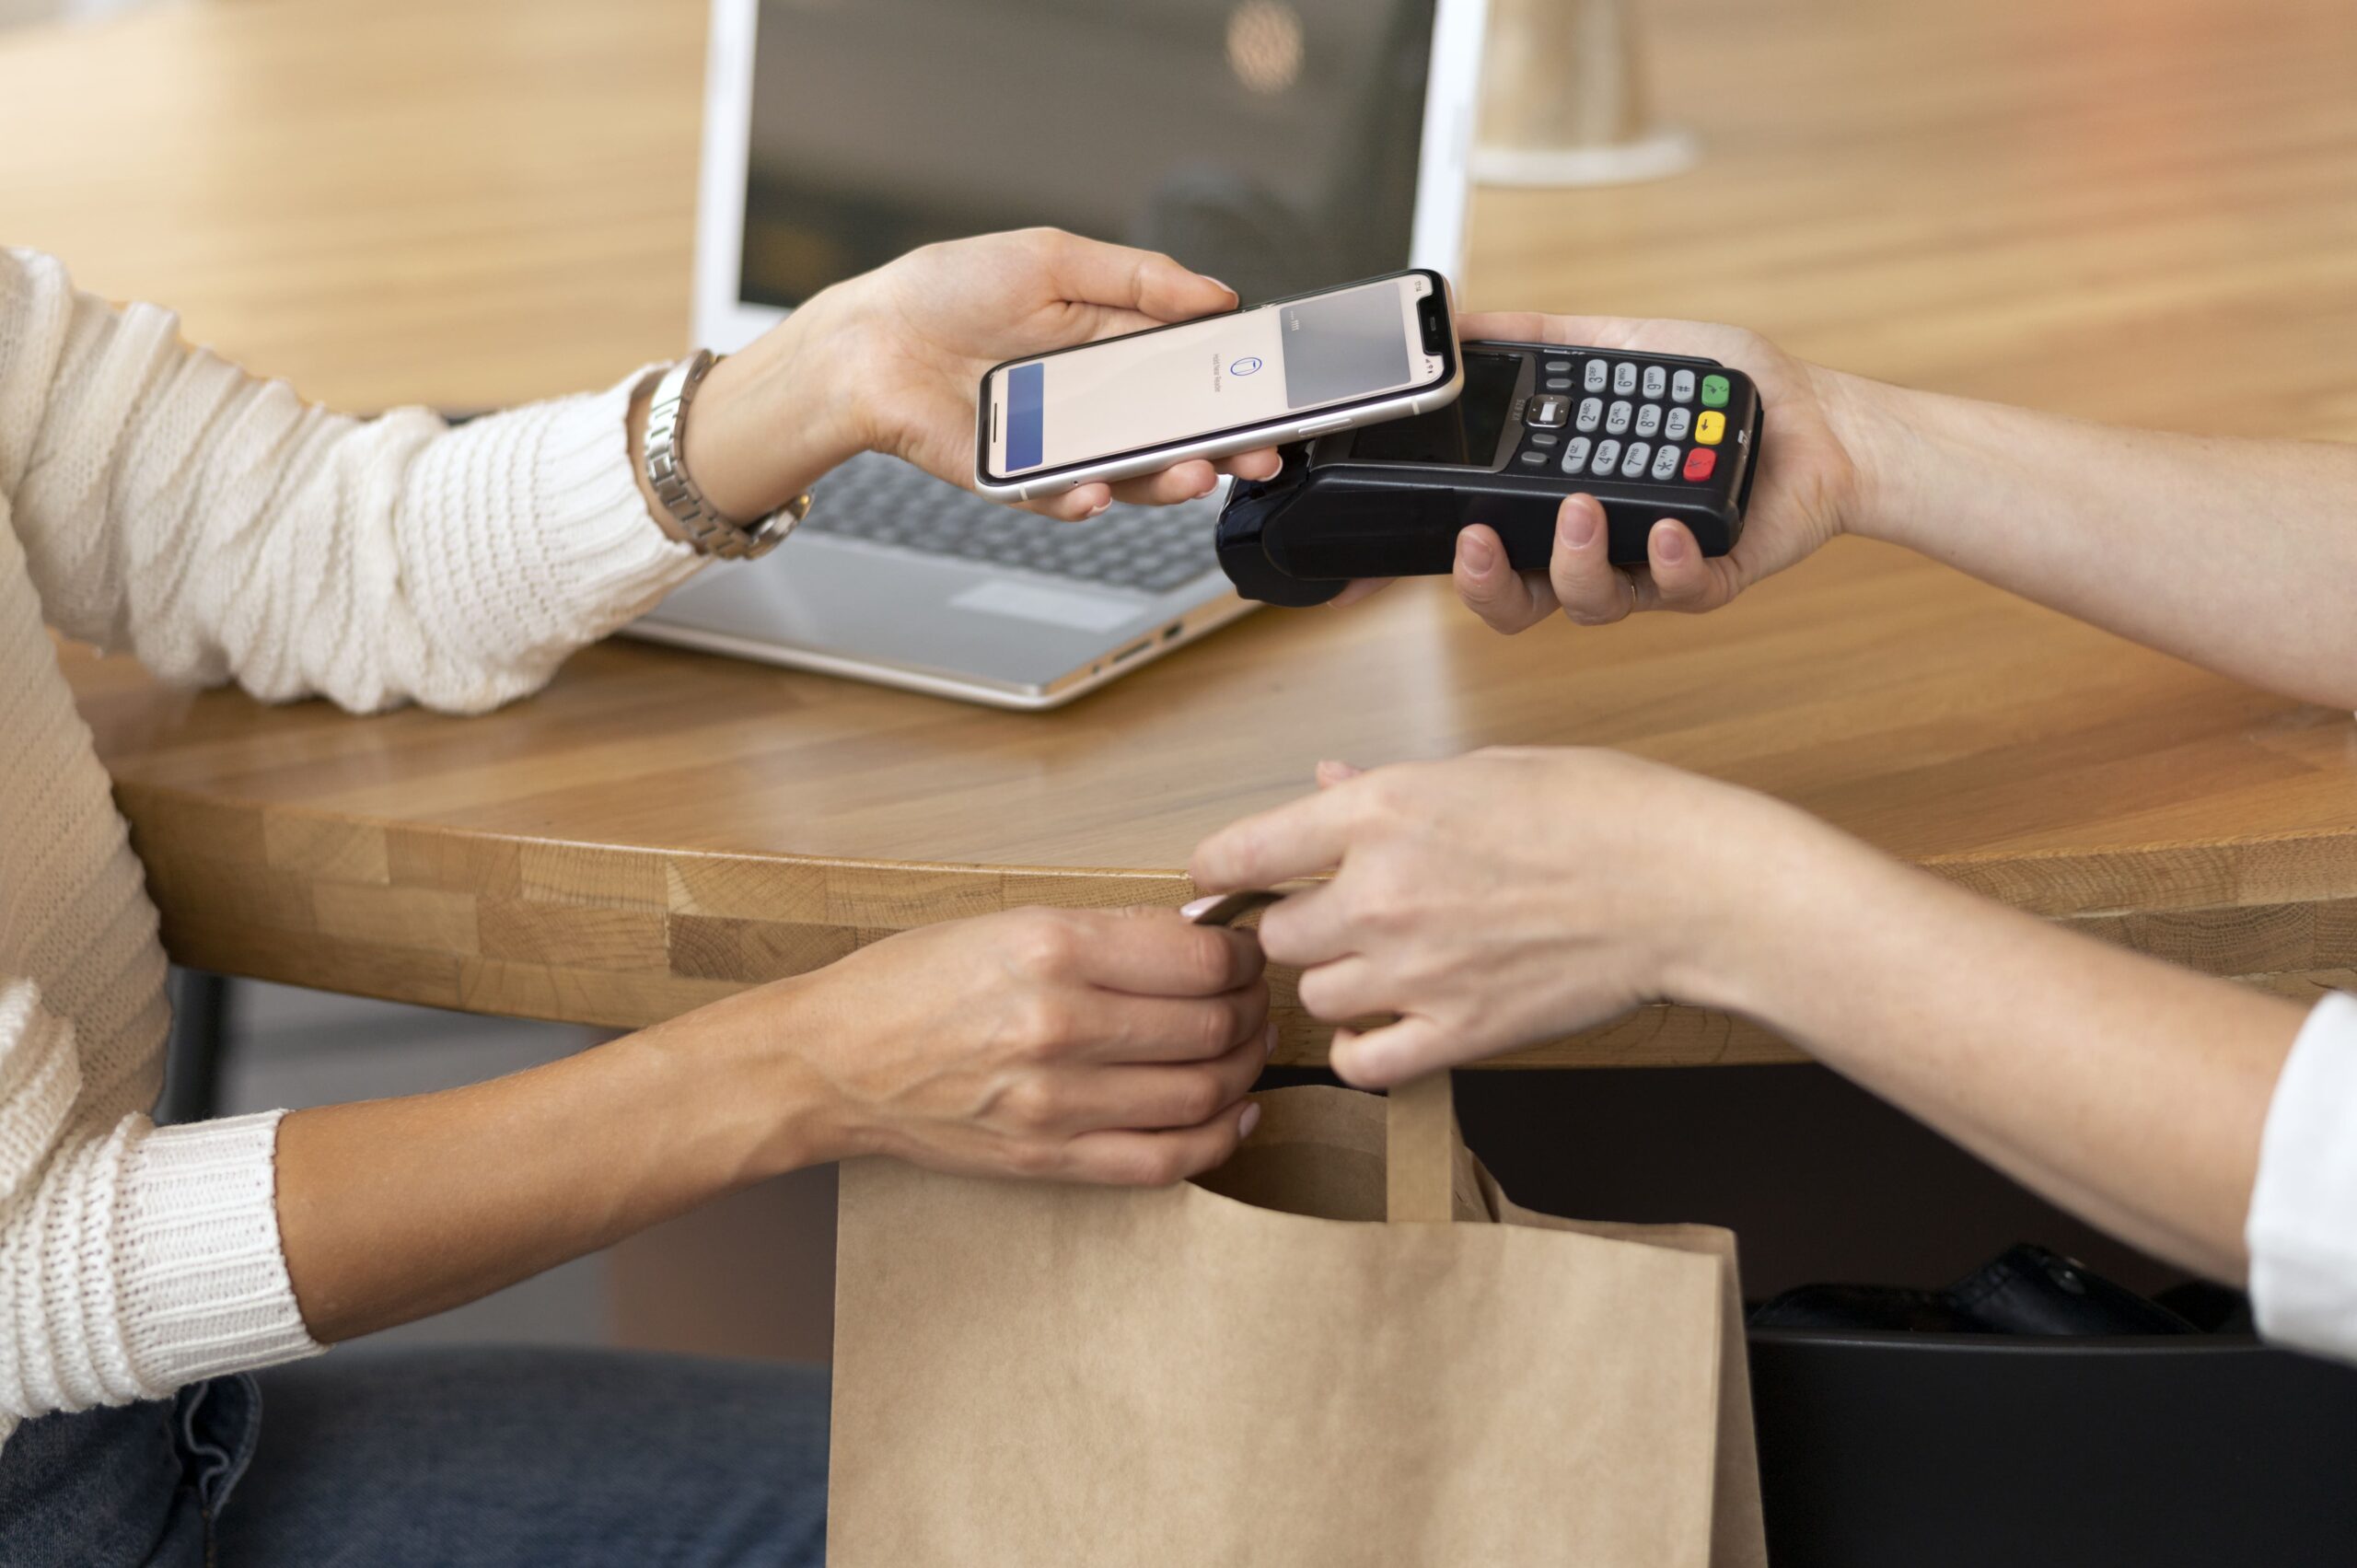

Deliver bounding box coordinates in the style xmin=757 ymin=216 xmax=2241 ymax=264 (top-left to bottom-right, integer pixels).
xmin=12 ymin=0 xmax=2357 ymax=1066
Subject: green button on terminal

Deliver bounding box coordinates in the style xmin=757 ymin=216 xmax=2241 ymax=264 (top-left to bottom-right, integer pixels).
xmin=1701 ymin=374 xmax=1730 ymax=409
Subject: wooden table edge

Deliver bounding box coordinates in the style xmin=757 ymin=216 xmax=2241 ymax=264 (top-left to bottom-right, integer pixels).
xmin=122 ymin=782 xmax=2357 ymax=1067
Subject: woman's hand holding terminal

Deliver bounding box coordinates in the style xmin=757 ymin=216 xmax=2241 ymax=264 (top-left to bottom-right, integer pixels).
xmin=1395 ymin=310 xmax=2357 ymax=712
xmin=1321 ymin=311 xmax=1870 ymax=627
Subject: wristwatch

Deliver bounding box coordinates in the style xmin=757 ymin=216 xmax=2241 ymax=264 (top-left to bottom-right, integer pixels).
xmin=639 ymin=349 xmax=812 ymax=559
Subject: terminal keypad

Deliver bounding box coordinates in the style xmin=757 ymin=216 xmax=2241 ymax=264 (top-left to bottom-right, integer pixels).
xmin=1503 ymin=354 xmax=1741 ymax=486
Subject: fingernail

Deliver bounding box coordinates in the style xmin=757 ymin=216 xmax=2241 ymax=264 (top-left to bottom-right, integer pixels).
xmin=1653 ymin=521 xmax=1688 ymax=562
xmin=1237 ymin=1102 xmax=1262 ymax=1138
xmin=1264 ymin=1023 xmax=1280 ymax=1059
xmin=1088 ymin=499 xmax=1111 ymax=517
xmin=1194 ymin=480 xmax=1219 ymax=500
xmin=1457 ymin=531 xmax=1495 ymax=574
xmin=1561 ymin=495 xmax=1600 ymax=549
xmin=1180 ymin=895 xmax=1219 ymax=920
xmin=1203 ymin=276 xmax=1236 ymax=296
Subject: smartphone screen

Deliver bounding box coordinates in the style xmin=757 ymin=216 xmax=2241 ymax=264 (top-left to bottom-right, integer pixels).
xmin=985 ymin=273 xmax=1443 ymax=482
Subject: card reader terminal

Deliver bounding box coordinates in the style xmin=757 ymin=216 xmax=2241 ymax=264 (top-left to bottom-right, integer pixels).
xmin=1215 ymin=342 xmax=1763 ymax=606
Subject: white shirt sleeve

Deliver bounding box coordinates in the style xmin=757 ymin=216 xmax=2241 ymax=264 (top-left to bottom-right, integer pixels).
xmin=2246 ymin=990 xmax=2357 ymax=1361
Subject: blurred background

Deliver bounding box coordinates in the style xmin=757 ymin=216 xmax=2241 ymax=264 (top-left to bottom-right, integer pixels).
xmin=0 ymin=0 xmax=133 ymax=22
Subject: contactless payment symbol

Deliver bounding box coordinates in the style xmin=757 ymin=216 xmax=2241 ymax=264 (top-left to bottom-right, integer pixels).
xmin=1229 ymin=356 xmax=1264 ymax=377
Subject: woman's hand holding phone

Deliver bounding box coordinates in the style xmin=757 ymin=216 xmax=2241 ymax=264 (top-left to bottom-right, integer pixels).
xmin=679 ymin=228 xmax=1283 ymax=524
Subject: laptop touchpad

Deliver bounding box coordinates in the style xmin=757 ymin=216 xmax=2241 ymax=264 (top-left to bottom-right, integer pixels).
xmin=643 ymin=540 xmax=1159 ymax=687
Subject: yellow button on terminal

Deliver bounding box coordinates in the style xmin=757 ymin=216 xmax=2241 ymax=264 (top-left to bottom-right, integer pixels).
xmin=1695 ymin=410 xmax=1726 ymax=446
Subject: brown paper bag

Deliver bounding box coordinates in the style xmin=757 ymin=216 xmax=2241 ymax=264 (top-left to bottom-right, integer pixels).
xmin=829 ymin=1076 xmax=1766 ymax=1566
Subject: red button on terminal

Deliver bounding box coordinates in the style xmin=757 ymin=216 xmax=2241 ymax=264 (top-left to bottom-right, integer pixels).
xmin=1682 ymin=447 xmax=1717 ymax=482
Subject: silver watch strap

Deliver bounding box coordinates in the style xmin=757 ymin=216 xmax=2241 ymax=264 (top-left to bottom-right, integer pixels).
xmin=641 ymin=350 xmax=811 ymax=560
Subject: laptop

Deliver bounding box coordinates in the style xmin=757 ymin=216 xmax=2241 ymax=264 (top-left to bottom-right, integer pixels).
xmin=628 ymin=0 xmax=1489 ymax=710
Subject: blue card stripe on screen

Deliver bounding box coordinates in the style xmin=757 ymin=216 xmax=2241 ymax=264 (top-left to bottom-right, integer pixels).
xmin=1007 ymin=362 xmax=1044 ymax=470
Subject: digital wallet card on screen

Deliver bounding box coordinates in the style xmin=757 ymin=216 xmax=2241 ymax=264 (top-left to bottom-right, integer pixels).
xmin=978 ymin=269 xmax=1462 ymax=502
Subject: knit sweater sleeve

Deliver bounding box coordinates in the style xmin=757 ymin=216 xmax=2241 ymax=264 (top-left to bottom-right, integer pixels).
xmin=0 ymin=981 xmax=319 ymax=1426
xmin=0 ymin=246 xmax=700 ymax=714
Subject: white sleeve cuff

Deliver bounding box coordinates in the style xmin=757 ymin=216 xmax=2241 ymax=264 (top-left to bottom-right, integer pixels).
xmin=2246 ymin=990 xmax=2357 ymax=1361
xmin=113 ymin=1109 xmax=324 ymax=1394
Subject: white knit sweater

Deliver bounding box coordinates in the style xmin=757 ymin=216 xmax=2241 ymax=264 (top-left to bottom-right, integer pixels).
xmin=0 ymin=248 xmax=698 ymax=1449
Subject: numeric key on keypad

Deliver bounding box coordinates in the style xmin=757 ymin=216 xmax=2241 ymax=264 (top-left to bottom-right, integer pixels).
xmin=1671 ymin=368 xmax=1697 ymax=403
xmin=1584 ymin=359 xmax=1608 ymax=392
xmin=1642 ymin=366 xmax=1666 ymax=399
xmin=1612 ymin=362 xmax=1639 ymax=396
xmin=1620 ymin=441 xmax=1652 ymax=479
xmin=1634 ymin=403 xmax=1662 ymax=437
xmin=1591 ymin=438 xmax=1622 ymax=475
xmin=1575 ymin=397 xmax=1603 ymax=434
xmin=1561 ymin=436 xmax=1593 ymax=474
xmin=1650 ymin=444 xmax=1681 ymax=481
xmin=1606 ymin=400 xmax=1632 ymax=435
xmin=1664 ymin=407 xmax=1692 ymax=441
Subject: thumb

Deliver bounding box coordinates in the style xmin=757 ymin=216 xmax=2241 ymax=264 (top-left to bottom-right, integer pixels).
xmin=1132 ymin=253 xmax=1239 ymax=324
xmin=1453 ymin=524 xmax=1556 ymax=633
xmin=1045 ymin=234 xmax=1237 ymax=322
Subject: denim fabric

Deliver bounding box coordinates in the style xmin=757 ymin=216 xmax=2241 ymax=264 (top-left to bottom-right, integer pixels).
xmin=0 ymin=1376 xmax=245 ymax=1568
xmin=1 ymin=1347 xmax=830 ymax=1568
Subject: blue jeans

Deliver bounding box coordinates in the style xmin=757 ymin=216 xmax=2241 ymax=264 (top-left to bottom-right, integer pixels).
xmin=0 ymin=1346 xmax=830 ymax=1567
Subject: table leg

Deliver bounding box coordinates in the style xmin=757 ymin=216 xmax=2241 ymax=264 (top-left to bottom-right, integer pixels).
xmin=157 ymin=968 xmax=234 ymax=1125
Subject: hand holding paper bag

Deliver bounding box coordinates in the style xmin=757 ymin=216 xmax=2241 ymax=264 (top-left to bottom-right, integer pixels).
xmin=696 ymin=906 xmax=1270 ymax=1185
xmin=1190 ymin=749 xmax=1820 ymax=1085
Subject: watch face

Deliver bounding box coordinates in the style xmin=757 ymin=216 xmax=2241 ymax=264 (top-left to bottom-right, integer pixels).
xmin=745 ymin=497 xmax=809 ymax=558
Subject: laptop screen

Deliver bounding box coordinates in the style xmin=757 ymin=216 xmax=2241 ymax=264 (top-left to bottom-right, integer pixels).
xmin=740 ymin=0 xmax=1439 ymax=313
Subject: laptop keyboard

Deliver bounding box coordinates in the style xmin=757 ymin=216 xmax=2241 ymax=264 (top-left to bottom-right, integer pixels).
xmin=795 ymin=453 xmax=1222 ymax=596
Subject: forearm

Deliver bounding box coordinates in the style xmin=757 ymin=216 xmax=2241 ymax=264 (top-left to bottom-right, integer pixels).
xmin=274 ymin=995 xmax=831 ymax=1342
xmin=1698 ymin=817 xmax=2305 ymax=1282
xmin=1833 ymin=373 xmax=2357 ymax=708
xmin=2 ymin=250 xmax=703 ymax=713
xmin=273 ymin=902 xmax=1272 ymax=1341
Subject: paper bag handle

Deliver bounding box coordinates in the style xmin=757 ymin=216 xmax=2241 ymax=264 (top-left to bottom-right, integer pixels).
xmin=1385 ymin=1071 xmax=1457 ymax=1224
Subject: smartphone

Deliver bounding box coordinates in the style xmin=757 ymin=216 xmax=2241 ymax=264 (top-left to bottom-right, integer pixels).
xmin=975 ymin=269 xmax=1462 ymax=501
